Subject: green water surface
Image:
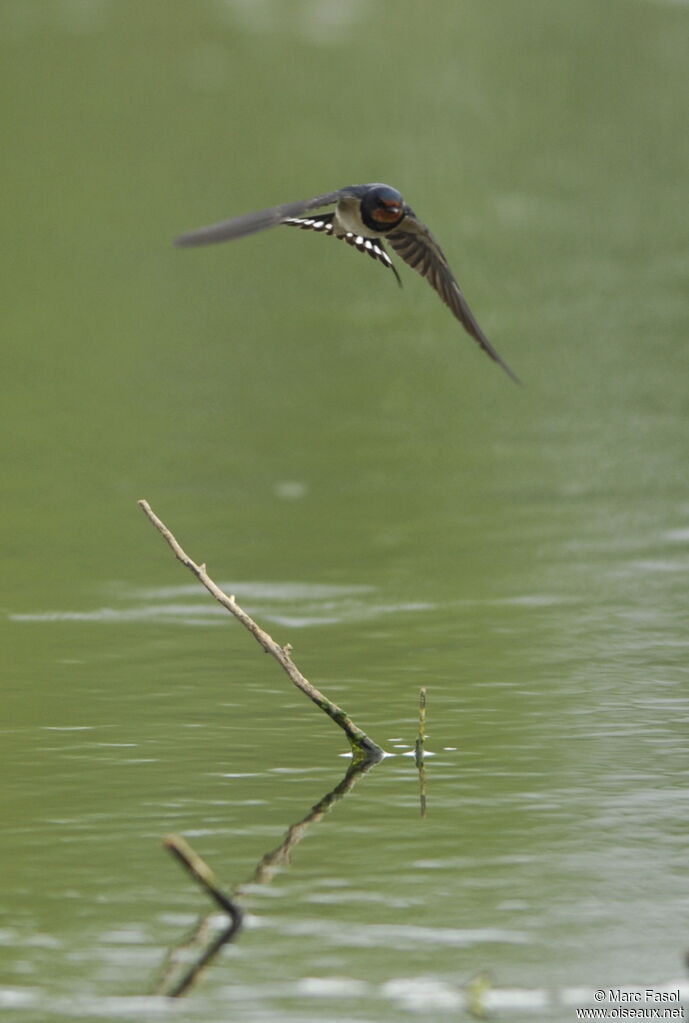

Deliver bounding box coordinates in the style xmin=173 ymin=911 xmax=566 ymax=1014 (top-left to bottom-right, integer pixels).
xmin=2 ymin=1 xmax=689 ymax=1020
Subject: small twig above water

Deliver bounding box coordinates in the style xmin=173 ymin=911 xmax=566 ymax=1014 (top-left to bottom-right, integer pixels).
xmin=415 ymin=686 xmax=428 ymax=818
xmin=415 ymin=686 xmax=428 ymax=764
xmin=137 ymin=499 xmax=383 ymax=762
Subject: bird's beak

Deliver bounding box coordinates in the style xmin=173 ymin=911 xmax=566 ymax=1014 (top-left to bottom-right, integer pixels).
xmin=375 ymin=201 xmax=403 ymax=222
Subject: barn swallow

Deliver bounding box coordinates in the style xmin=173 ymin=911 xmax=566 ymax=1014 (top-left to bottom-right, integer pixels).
xmin=175 ymin=183 xmax=519 ymax=383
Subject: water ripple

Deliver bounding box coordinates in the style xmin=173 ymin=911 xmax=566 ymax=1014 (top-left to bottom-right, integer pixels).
xmin=10 ymin=581 xmax=434 ymax=628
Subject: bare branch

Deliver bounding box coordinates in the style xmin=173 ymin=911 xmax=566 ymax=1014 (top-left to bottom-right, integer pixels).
xmin=138 ymin=499 xmax=383 ymax=761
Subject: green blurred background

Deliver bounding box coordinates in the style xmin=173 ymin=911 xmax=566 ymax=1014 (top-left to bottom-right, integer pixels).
xmin=2 ymin=1 xmax=689 ymax=1019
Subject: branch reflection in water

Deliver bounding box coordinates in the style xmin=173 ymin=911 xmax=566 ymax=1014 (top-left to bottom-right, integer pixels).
xmin=154 ymin=755 xmax=380 ymax=997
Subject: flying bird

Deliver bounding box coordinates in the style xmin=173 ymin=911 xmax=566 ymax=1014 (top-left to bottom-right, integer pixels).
xmin=175 ymin=183 xmax=519 ymax=383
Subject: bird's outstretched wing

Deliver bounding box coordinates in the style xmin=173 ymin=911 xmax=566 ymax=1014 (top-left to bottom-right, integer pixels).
xmin=174 ymin=189 xmax=351 ymax=247
xmin=386 ymin=214 xmax=521 ymax=384
xmin=282 ymin=214 xmax=401 ymax=286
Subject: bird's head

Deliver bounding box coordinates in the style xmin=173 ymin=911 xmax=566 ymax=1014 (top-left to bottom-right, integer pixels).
xmin=360 ymin=185 xmax=406 ymax=231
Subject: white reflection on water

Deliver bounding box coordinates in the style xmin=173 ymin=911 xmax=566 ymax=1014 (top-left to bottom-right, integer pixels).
xmin=10 ymin=580 xmax=434 ymax=628
xmin=3 ymin=978 xmax=687 ymax=1020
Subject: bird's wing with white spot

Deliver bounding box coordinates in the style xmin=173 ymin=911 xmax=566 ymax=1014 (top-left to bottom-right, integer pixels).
xmin=386 ymin=214 xmax=520 ymax=383
xmin=174 ymin=189 xmax=350 ymax=247
xmin=282 ymin=216 xmax=401 ymax=285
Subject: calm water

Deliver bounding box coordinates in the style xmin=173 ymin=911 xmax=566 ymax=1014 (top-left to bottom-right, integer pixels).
xmin=3 ymin=1 xmax=689 ymax=1020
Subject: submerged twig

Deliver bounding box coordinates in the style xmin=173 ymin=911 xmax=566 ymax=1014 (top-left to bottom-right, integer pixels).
xmin=137 ymin=499 xmax=383 ymax=762
xmin=466 ymin=971 xmax=492 ymax=1019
